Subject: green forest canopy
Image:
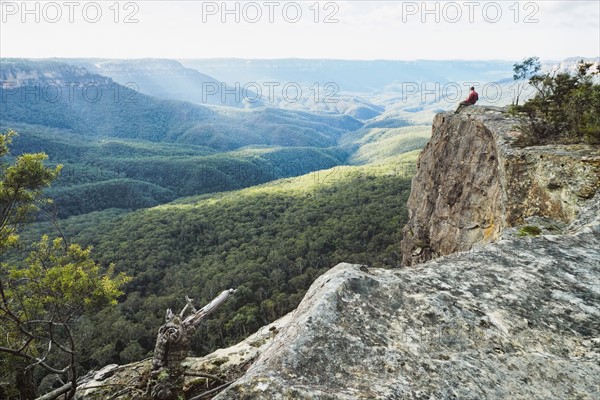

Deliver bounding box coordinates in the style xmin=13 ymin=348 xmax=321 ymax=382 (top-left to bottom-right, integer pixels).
xmin=20 ymin=152 xmax=418 ymax=368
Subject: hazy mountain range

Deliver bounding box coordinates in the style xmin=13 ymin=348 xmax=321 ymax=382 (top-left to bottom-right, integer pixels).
xmin=1 ymin=56 xmax=595 ymax=217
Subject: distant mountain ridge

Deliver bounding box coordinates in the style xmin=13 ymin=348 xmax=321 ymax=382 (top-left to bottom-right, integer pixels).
xmin=0 ymin=59 xmax=112 ymax=87
xmin=1 ymin=58 xmax=261 ymax=108
xmin=0 ymin=58 xmax=365 ymax=216
xmin=68 ymin=58 xmax=264 ymax=108
xmin=5 ymin=57 xmax=594 ymax=122
xmin=0 ymin=58 xmax=362 ymax=148
xmin=178 ymin=57 xmax=599 ymax=90
xmin=178 ymin=58 xmax=518 ymax=93
xmin=545 ymin=57 xmax=600 ymax=74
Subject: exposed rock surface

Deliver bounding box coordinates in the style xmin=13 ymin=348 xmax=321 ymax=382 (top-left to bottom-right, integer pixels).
xmin=216 ymin=196 xmax=600 ymax=399
xmin=400 ymin=106 xmax=600 ymax=266
xmin=75 ymin=195 xmax=600 ymax=400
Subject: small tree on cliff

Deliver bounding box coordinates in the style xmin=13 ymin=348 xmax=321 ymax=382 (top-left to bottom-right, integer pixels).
xmin=511 ymin=60 xmax=600 ymax=145
xmin=512 ymin=56 xmax=541 ymax=106
xmin=0 ymin=130 xmax=130 ymax=400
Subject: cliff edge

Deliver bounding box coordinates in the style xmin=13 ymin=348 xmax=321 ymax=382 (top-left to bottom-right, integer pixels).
xmin=400 ymin=106 xmax=600 ymax=266
xmin=79 ymin=201 xmax=599 ymax=399
xmin=212 ymin=107 xmax=599 ymax=399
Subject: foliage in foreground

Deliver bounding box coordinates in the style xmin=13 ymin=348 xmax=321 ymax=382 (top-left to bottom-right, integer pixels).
xmin=0 ymin=130 xmax=130 ymax=400
xmin=510 ymin=59 xmax=600 ymax=145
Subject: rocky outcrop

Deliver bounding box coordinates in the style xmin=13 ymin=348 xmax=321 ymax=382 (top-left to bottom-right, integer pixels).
xmin=400 ymin=105 xmax=600 ymax=266
xmin=210 ymin=111 xmax=600 ymax=397
xmin=214 ymin=195 xmax=600 ymax=399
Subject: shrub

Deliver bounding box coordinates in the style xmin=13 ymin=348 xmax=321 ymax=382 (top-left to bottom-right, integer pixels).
xmin=510 ymin=60 xmax=600 ymax=145
xmin=517 ymin=225 xmax=542 ymax=237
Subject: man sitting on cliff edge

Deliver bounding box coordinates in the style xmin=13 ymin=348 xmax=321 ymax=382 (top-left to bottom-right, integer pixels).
xmin=454 ymin=86 xmax=479 ymax=114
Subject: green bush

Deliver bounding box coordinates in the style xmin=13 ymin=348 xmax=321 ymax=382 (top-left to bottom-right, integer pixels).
xmin=517 ymin=225 xmax=542 ymax=237
xmin=510 ymin=61 xmax=600 ymax=145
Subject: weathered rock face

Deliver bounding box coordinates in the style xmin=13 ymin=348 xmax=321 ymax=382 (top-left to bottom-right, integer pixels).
xmin=400 ymin=106 xmax=600 ymax=266
xmin=215 ymin=195 xmax=600 ymax=399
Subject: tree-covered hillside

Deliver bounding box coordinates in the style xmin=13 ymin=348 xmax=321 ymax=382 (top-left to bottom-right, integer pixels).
xmin=20 ymin=152 xmax=417 ymax=369
xmin=0 ymin=84 xmax=360 ymax=149
xmin=1 ymin=58 xmax=427 ymax=383
xmin=2 ymin=125 xmax=350 ymax=217
xmin=342 ymin=125 xmax=431 ymax=165
xmin=0 ymin=59 xmax=362 ymax=150
xmin=0 ymin=59 xmax=371 ymax=217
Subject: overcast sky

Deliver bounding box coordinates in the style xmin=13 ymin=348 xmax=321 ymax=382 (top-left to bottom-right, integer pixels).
xmin=1 ymin=1 xmax=598 ymax=61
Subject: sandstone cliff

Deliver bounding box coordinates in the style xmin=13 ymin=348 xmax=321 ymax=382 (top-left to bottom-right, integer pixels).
xmin=400 ymin=106 xmax=600 ymax=266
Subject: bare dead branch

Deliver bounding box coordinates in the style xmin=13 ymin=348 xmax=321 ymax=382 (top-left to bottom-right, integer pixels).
xmin=188 ymin=381 xmax=233 ymax=400
xmin=183 ymin=289 xmax=236 ymax=329
xmin=34 ymin=382 xmax=72 ymax=400
xmin=179 ymin=295 xmax=197 ymax=318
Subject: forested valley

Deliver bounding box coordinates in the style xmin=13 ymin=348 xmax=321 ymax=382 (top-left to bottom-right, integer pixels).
xmin=20 ymin=154 xmax=416 ymax=368
xmin=1 ymin=59 xmax=431 ymax=394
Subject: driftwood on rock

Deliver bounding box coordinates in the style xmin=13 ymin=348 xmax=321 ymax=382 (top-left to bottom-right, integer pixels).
xmin=35 ymin=382 xmax=73 ymax=400
xmin=152 ymin=289 xmax=236 ymax=370
xmin=148 ymin=289 xmax=236 ymax=400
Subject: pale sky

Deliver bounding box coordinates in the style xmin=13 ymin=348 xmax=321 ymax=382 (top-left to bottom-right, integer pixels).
xmin=0 ymin=1 xmax=598 ymax=60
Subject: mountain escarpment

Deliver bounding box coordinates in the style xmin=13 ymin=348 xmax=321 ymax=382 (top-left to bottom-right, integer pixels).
xmin=401 ymin=106 xmax=600 ymax=266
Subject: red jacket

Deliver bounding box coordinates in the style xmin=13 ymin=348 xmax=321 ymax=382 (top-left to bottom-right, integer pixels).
xmin=467 ymin=90 xmax=479 ymax=105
